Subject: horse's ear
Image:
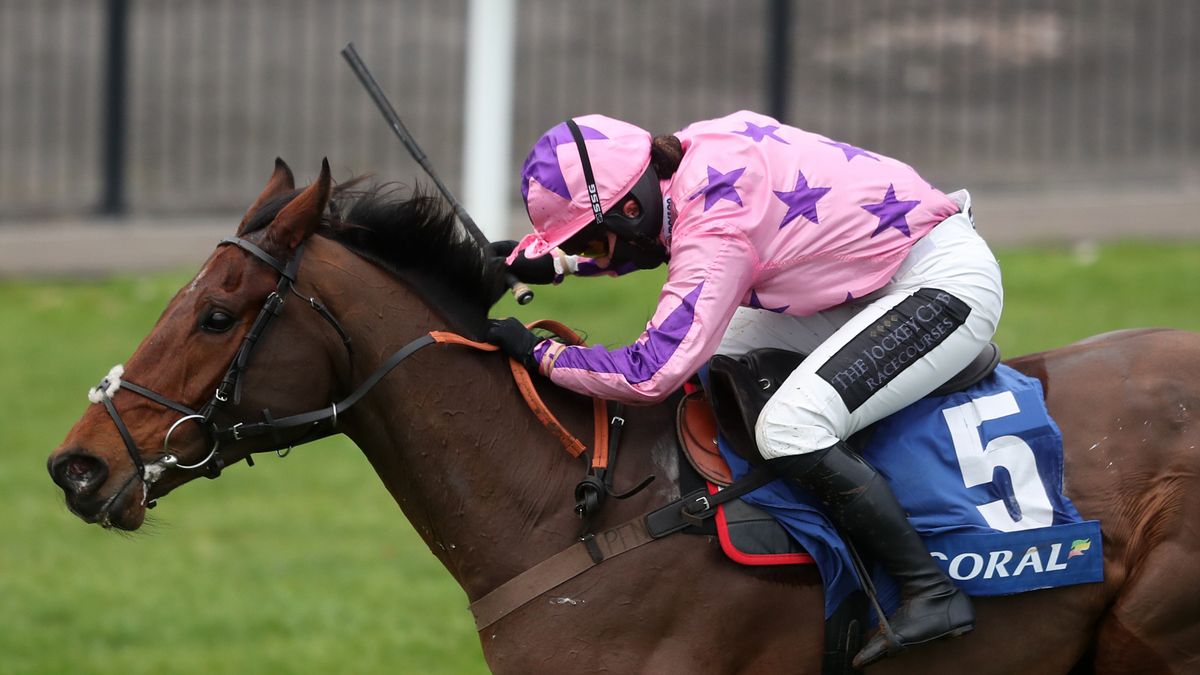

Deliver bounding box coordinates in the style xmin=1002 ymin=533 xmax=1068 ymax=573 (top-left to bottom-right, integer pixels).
xmin=236 ymin=158 xmax=296 ymax=235
xmin=261 ymin=158 xmax=332 ymax=254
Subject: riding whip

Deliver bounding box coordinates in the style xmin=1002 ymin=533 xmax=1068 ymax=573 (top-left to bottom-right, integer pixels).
xmin=340 ymin=42 xmax=533 ymax=305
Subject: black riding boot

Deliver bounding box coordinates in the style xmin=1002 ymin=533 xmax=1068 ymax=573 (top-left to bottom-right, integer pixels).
xmin=771 ymin=442 xmax=975 ymax=668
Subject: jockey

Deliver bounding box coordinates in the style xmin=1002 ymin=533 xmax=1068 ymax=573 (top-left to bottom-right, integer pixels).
xmin=486 ymin=111 xmax=1001 ymax=667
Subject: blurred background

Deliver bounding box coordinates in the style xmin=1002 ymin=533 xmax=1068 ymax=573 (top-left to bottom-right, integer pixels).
xmin=1 ymin=0 xmax=1198 ymax=274
xmin=3 ymin=2 xmax=1199 ymax=674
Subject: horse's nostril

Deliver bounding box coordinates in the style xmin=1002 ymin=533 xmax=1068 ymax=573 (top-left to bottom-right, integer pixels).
xmin=50 ymin=452 xmax=109 ymax=496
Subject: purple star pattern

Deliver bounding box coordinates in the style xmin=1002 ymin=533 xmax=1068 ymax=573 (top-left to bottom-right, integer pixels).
xmin=821 ymin=139 xmax=880 ymax=162
xmin=733 ymin=121 xmax=789 ymax=144
xmin=521 ymin=123 xmax=607 ymax=201
xmin=862 ymin=184 xmax=921 ymax=238
xmin=688 ymin=165 xmax=746 ymax=211
xmin=773 ymin=170 xmax=831 ymax=228
xmin=749 ymin=289 xmax=789 ymax=313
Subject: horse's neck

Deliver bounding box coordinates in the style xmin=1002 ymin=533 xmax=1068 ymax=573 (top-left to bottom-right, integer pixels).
xmin=310 ymin=242 xmax=593 ymax=598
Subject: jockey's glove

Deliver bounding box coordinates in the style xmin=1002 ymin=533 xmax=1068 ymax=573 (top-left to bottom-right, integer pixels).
xmin=486 ymin=317 xmax=541 ymax=371
xmin=487 ymin=240 xmax=559 ymax=285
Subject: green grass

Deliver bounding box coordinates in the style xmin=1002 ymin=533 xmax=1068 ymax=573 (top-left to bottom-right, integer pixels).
xmin=4 ymin=240 xmax=1200 ymax=674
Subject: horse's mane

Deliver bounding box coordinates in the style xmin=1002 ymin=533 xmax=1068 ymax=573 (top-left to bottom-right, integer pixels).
xmin=240 ymin=182 xmax=509 ymax=319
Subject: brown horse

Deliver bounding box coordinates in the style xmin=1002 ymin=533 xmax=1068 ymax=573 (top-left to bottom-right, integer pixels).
xmin=48 ymin=160 xmax=1200 ymax=674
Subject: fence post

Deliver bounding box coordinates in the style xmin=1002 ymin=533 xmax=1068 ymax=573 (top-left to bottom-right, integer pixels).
xmin=462 ymin=0 xmax=517 ymax=241
xmin=100 ymin=0 xmax=129 ymax=216
xmin=765 ymin=0 xmax=791 ymax=123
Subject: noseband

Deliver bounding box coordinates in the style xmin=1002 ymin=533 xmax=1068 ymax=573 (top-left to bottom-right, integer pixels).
xmin=87 ymin=236 xmax=354 ymax=501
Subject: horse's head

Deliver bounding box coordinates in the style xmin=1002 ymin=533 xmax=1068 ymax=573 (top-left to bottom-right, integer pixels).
xmin=47 ymin=159 xmax=348 ymax=530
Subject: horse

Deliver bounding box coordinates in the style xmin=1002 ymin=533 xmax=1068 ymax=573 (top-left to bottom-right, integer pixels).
xmin=48 ymin=159 xmax=1200 ymax=674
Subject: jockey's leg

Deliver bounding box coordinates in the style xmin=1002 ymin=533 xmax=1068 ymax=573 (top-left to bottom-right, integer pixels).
xmin=772 ymin=441 xmax=976 ymax=667
xmin=749 ymin=196 xmax=1003 ymax=667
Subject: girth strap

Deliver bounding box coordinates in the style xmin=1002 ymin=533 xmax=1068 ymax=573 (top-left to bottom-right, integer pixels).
xmin=469 ymin=514 xmax=655 ymax=631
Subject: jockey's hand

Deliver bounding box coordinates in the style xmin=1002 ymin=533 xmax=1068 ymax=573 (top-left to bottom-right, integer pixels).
xmin=487 ymin=240 xmax=558 ymax=285
xmin=486 ymin=317 xmax=541 ymax=371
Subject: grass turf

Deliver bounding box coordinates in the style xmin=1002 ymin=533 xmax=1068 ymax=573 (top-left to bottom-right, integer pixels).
xmin=4 ymin=240 xmax=1199 ymax=674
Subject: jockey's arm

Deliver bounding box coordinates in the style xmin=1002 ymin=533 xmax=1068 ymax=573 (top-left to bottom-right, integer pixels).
xmin=533 ymin=224 xmax=755 ymax=404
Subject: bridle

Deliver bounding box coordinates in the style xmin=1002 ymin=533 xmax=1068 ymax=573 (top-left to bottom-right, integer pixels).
xmin=85 ymin=235 xmax=432 ymax=505
xmin=87 ymin=233 xmax=606 ymax=526
xmin=84 ymin=234 xmax=665 ymax=623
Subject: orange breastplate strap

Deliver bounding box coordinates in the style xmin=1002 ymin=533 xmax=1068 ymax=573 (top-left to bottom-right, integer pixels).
xmin=430 ymin=321 xmax=610 ymax=470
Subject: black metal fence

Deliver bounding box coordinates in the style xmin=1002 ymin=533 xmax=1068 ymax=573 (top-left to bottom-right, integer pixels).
xmin=1 ymin=0 xmax=1197 ymax=220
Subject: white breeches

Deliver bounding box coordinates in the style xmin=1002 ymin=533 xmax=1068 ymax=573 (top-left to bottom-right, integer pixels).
xmin=716 ymin=190 xmax=1004 ymax=459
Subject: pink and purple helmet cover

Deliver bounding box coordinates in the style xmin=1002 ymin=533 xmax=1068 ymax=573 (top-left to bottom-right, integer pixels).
xmin=510 ymin=115 xmax=652 ymax=263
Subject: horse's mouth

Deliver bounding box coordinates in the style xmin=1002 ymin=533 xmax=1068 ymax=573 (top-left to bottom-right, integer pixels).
xmin=65 ymin=472 xmax=146 ymax=531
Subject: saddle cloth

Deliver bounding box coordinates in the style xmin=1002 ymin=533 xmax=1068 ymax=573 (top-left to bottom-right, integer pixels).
xmin=681 ymin=363 xmax=1104 ymax=618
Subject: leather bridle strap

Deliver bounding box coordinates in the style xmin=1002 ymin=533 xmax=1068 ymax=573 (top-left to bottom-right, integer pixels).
xmin=96 ymin=390 xmax=147 ymax=478
xmin=211 ymin=238 xmax=305 ymax=407
xmin=120 ymin=381 xmax=200 ymax=417
xmin=216 ymin=328 xmax=599 ymax=464
xmin=218 ymin=236 xmax=295 ymax=280
xmin=87 ymin=236 xmax=343 ymax=485
xmin=214 ymin=333 xmax=439 ymax=443
xmin=469 ymin=514 xmax=655 ymax=631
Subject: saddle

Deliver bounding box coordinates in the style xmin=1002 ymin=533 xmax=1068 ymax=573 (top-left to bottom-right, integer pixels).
xmin=688 ymin=342 xmax=1002 ymax=471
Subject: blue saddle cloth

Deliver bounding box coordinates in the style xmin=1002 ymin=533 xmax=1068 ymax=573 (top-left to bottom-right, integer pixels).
xmin=717 ymin=363 xmax=1104 ymax=617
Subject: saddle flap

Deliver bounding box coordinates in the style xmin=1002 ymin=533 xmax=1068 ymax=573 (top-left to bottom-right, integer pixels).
xmin=675 ymin=390 xmax=732 ymax=486
xmin=708 ymin=349 xmax=805 ymax=465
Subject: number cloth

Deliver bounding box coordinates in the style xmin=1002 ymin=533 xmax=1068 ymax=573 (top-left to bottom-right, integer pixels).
xmin=716 ymin=363 xmax=1103 ymax=618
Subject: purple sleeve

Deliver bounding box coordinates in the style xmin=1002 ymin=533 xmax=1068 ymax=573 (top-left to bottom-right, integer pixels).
xmin=544 ymin=227 xmax=756 ymax=403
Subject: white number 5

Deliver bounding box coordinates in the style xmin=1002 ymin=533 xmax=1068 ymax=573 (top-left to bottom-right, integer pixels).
xmin=942 ymin=392 xmax=1055 ymax=532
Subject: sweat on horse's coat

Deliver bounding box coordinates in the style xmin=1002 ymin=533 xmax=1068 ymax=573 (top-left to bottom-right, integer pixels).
xmin=47 ymin=160 xmax=1200 ymax=674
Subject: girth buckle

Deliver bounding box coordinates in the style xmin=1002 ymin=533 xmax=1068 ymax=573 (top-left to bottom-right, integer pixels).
xmin=681 ymin=494 xmax=715 ymax=527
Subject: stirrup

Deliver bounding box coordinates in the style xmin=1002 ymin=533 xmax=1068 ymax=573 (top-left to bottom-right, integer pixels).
xmin=851 ymin=590 xmax=975 ymax=668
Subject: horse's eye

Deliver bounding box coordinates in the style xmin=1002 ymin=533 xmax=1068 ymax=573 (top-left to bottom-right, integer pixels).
xmin=200 ymin=309 xmax=237 ymax=333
